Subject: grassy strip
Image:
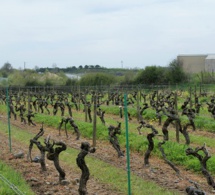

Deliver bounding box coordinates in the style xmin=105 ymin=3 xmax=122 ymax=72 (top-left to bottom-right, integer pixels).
xmin=141 ymin=108 xmax=215 ymax=133
xmin=0 ymin=121 xmax=178 ymax=195
xmin=0 ymin=160 xmax=35 ymax=195
xmin=34 ymin=113 xmax=215 ymax=174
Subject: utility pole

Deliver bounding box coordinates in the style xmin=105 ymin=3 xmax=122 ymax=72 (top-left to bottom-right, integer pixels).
xmin=121 ymin=60 xmax=123 ymax=69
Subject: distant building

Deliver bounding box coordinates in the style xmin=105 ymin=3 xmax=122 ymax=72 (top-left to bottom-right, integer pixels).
xmin=205 ymin=54 xmax=215 ymax=72
xmin=177 ymin=54 xmax=215 ymax=74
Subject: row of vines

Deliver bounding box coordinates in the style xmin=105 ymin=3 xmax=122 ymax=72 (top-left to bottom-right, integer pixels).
xmin=1 ymin=84 xmax=215 ymax=194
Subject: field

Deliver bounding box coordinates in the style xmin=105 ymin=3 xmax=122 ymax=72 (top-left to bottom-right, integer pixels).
xmin=0 ymin=85 xmax=215 ymax=194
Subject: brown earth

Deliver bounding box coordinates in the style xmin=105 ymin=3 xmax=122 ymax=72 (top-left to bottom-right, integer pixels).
xmin=0 ymin=114 xmax=215 ymax=195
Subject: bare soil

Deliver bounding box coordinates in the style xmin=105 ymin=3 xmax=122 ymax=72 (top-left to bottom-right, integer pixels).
xmin=0 ymin=115 xmax=215 ymax=195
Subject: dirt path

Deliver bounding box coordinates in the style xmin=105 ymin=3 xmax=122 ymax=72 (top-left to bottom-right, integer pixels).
xmin=1 ymin=115 xmax=215 ymax=195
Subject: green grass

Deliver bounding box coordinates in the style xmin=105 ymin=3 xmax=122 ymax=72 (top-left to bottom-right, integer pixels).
xmin=0 ymin=160 xmax=35 ymax=195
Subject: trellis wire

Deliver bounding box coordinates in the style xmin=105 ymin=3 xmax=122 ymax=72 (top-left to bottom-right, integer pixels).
xmin=0 ymin=173 xmax=25 ymax=195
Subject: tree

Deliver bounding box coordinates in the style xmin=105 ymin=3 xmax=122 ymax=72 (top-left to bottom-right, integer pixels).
xmin=120 ymin=70 xmax=136 ymax=85
xmin=84 ymin=65 xmax=89 ymax=69
xmin=79 ymin=73 xmax=116 ymax=86
xmin=166 ymin=59 xmax=187 ymax=83
xmin=95 ymin=65 xmax=101 ymax=69
xmin=65 ymin=78 xmax=78 ymax=86
xmin=1 ymin=62 xmax=13 ymax=77
xmin=134 ymin=66 xmax=167 ymax=84
xmin=134 ymin=60 xmax=187 ymax=85
xmin=1 ymin=62 xmax=13 ymax=71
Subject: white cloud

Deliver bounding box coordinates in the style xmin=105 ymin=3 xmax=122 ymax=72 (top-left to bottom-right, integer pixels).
xmin=0 ymin=0 xmax=215 ymax=69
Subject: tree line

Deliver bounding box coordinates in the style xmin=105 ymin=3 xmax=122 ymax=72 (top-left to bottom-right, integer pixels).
xmin=1 ymin=59 xmax=213 ymax=87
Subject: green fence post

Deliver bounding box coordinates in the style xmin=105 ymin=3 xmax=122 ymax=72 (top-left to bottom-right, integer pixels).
xmin=124 ymin=93 xmax=131 ymax=195
xmin=6 ymin=86 xmax=12 ymax=152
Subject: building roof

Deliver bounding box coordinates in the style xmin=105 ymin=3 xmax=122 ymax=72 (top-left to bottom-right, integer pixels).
xmin=178 ymin=54 xmax=207 ymax=57
xmin=206 ymin=54 xmax=215 ymax=59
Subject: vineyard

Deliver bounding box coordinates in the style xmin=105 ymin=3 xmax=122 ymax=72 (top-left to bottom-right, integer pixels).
xmin=1 ymin=84 xmax=215 ymax=195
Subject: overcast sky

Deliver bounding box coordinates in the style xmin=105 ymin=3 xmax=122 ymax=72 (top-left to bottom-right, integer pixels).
xmin=0 ymin=0 xmax=215 ymax=70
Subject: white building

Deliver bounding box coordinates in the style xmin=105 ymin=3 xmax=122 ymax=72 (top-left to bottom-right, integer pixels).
xmin=177 ymin=54 xmax=215 ymax=74
xmin=205 ymin=54 xmax=215 ymax=72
